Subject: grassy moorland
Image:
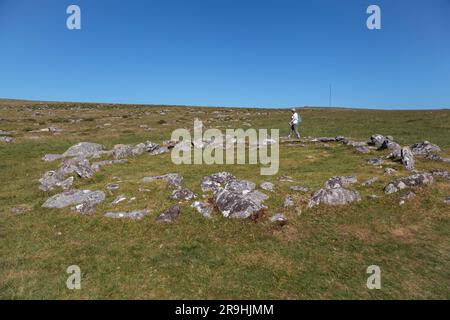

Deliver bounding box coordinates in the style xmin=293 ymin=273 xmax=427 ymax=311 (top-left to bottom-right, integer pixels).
xmin=0 ymin=99 xmax=449 ymax=299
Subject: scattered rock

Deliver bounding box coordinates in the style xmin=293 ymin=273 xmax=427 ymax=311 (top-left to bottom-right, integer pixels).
xmin=290 ymin=185 xmax=309 ymax=192
xmin=106 ymin=183 xmax=120 ymax=190
xmin=324 ymin=176 xmax=358 ymax=189
xmin=111 ymin=195 xmax=127 ymax=205
xmin=155 ymin=205 xmax=181 ymax=222
xmin=171 ymin=188 xmax=197 ymax=200
xmin=105 ymin=209 xmax=150 ymax=219
xmin=0 ymin=136 xmax=13 ymax=143
xmin=39 ymin=171 xmax=73 ymax=192
xmin=355 ymin=146 xmax=370 ymax=154
xmin=425 ymin=154 xmax=450 ymax=162
xmin=431 ymin=170 xmax=450 ymax=180
xmin=369 ymin=134 xmax=387 ymax=149
xmin=91 ymin=159 xmax=128 ymax=171
xmin=200 ymin=172 xmax=236 ymax=192
xmin=260 ymin=182 xmax=275 ymax=192
xmin=444 ymin=197 xmax=450 ymax=205
xmin=224 ymin=180 xmax=256 ymax=194
xmin=270 ymin=213 xmax=287 ymax=226
xmin=42 ymin=189 xmax=105 ymax=209
xmin=191 ymin=201 xmax=213 ymax=218
xmin=384 ymin=167 xmax=397 ymax=175
xmin=399 ymin=191 xmax=416 ymax=205
xmin=112 ymin=144 xmax=133 ymax=159
xmin=278 ymin=175 xmax=294 ymax=182
xmin=410 ymin=141 xmax=441 ymax=155
xmin=283 ymin=195 xmax=294 ymax=208
xmin=10 ymin=204 xmax=32 ymax=214
xmin=0 ymin=130 xmax=12 ymax=136
xmin=367 ymin=158 xmax=383 ymax=166
xmin=308 ymin=187 xmax=361 ymax=208
xmin=62 ymin=142 xmax=105 ymax=158
xmin=213 ymin=187 xmax=267 ymax=219
xmin=384 ymin=173 xmax=434 ymax=194
xmin=143 ymin=173 xmax=183 ymax=189
xmin=400 ymin=147 xmax=415 ymax=171
xmin=362 ymin=177 xmax=379 ymax=186
xmin=42 ymin=154 xmax=64 ymax=162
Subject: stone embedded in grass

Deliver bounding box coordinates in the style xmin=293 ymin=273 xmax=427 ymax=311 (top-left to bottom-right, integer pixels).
xmin=431 ymin=170 xmax=450 ymax=180
xmin=384 ymin=173 xmax=434 ymax=194
xmin=10 ymin=204 xmax=32 ymax=214
xmin=111 ymin=195 xmax=127 ymax=205
xmin=42 ymin=189 xmax=105 ymax=209
xmin=62 ymin=142 xmax=105 ymax=158
xmin=283 ymin=195 xmax=294 ymax=208
xmin=105 ymin=209 xmax=150 ymax=220
xmin=399 ymin=191 xmax=416 ymax=205
xmin=171 ymin=188 xmax=197 ymax=201
xmin=143 ymin=173 xmax=183 ymax=189
xmin=91 ymin=159 xmax=128 ymax=171
xmin=191 ymin=201 xmax=213 ymax=218
xmin=278 ymin=175 xmax=294 ymax=182
xmin=425 ymin=154 xmax=450 ymax=162
xmin=362 ymin=177 xmax=379 ymax=186
xmin=444 ymin=197 xmax=450 ymax=205
xmin=0 ymin=130 xmax=13 ymax=136
xmin=39 ymin=171 xmax=73 ymax=192
xmin=106 ymin=183 xmax=120 ymax=190
xmin=213 ymin=187 xmax=267 ymax=219
xmin=324 ymin=176 xmax=358 ymax=189
xmin=342 ymin=139 xmax=367 ymax=147
xmin=42 ymin=154 xmax=64 ymax=162
xmin=384 ymin=167 xmax=397 ymax=175
xmin=367 ymin=158 xmax=383 ymax=166
xmin=200 ymin=172 xmax=236 ymax=192
xmin=270 ymin=213 xmax=287 ymax=226
xmin=290 ymin=185 xmax=309 ymax=192
xmin=0 ymin=136 xmax=13 ymax=143
xmin=260 ymin=182 xmax=275 ymax=192
xmin=112 ymin=144 xmax=133 ymax=159
xmin=224 ymin=180 xmax=256 ymax=194
xmin=155 ymin=205 xmax=181 ymax=222
xmin=355 ymin=146 xmax=370 ymax=154
xmin=410 ymin=141 xmax=441 ymax=155
xmin=308 ymin=187 xmax=361 ymax=208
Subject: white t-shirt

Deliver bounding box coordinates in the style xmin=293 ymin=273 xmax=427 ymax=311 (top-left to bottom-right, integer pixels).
xmin=291 ymin=113 xmax=299 ymax=125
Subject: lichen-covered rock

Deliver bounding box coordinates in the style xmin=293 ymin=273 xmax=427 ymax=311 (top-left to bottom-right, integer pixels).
xmin=260 ymin=182 xmax=275 ymax=192
xmin=59 ymin=158 xmax=94 ymax=179
xmin=213 ymin=188 xmax=266 ymax=219
xmin=308 ymin=187 xmax=361 ymax=208
xmin=191 ymin=201 xmax=213 ymax=218
xmin=105 ymin=209 xmax=150 ymax=219
xmin=367 ymin=158 xmax=383 ymax=166
xmin=384 ymin=173 xmax=434 ymax=194
xmin=401 ymin=147 xmax=415 ymax=171
xmin=431 ymin=170 xmax=450 ymax=180
xmin=62 ymin=142 xmax=105 ymax=158
xmin=42 ymin=189 xmax=105 ymax=209
xmin=171 ymin=188 xmax=197 ymax=200
xmin=290 ymin=185 xmax=309 ymax=192
xmin=355 ymin=146 xmax=370 ymax=154
xmin=369 ymin=134 xmax=387 ymax=148
xmin=425 ymin=154 xmax=450 ymax=163
xmin=343 ymin=140 xmax=367 ymax=147
xmin=112 ymin=144 xmax=133 ymax=159
xmin=410 ymin=141 xmax=441 ymax=155
xmin=224 ymin=180 xmax=256 ymax=194
xmin=200 ymin=172 xmax=236 ymax=192
xmin=155 ymin=205 xmax=181 ymax=222
xmin=362 ymin=177 xmax=379 ymax=186
xmin=324 ymin=176 xmax=358 ymax=189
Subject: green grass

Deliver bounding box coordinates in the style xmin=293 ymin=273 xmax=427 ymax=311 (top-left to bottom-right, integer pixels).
xmin=0 ymin=100 xmax=449 ymax=299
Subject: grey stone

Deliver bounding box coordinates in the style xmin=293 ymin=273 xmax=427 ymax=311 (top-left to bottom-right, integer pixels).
xmin=290 ymin=185 xmax=309 ymax=192
xmin=142 ymin=173 xmax=183 ymax=189
xmin=59 ymin=158 xmax=94 ymax=179
xmin=270 ymin=213 xmax=288 ymax=226
xmin=362 ymin=177 xmax=379 ymax=186
xmin=132 ymin=143 xmax=146 ymax=156
xmin=171 ymin=188 xmax=197 ymax=200
xmin=369 ymin=134 xmax=387 ymax=148
xmin=308 ymin=187 xmax=361 ymax=208
xmin=39 ymin=171 xmax=73 ymax=192
xmin=401 ymin=147 xmax=415 ymax=171
xmin=260 ymin=182 xmax=275 ymax=192
xmin=106 ymin=183 xmax=120 ymax=190
xmin=324 ymin=176 xmax=358 ymax=189
xmin=355 ymin=146 xmax=370 ymax=154
xmin=62 ymin=142 xmax=105 ymax=158
xmin=384 ymin=167 xmax=397 ymax=175
xmin=112 ymin=144 xmax=133 ymax=159
xmin=191 ymin=201 xmax=213 ymax=218
xmin=224 ymin=180 xmax=256 ymax=194
xmin=283 ymin=195 xmax=294 ymax=208
xmin=91 ymin=159 xmax=128 ymax=171
xmin=343 ymin=140 xmax=367 ymax=147
xmin=425 ymin=154 xmax=450 ymax=162
xmin=111 ymin=195 xmax=127 ymax=205
xmin=278 ymin=175 xmax=294 ymax=182
xmin=0 ymin=136 xmax=13 ymax=143
xmin=431 ymin=170 xmax=450 ymax=180
xmin=246 ymin=191 xmax=269 ymax=204
xmin=444 ymin=197 xmax=450 ymax=205
xmin=42 ymin=154 xmax=64 ymax=162
xmin=155 ymin=205 xmax=181 ymax=222
xmin=200 ymin=172 xmax=236 ymax=192
xmin=410 ymin=141 xmax=441 ymax=155
xmin=42 ymin=189 xmax=105 ymax=209
xmin=0 ymin=130 xmax=12 ymax=136
xmin=318 ymin=137 xmax=336 ymax=142
xmin=213 ymin=188 xmax=266 ymax=219
xmin=399 ymin=191 xmax=416 ymax=205
xmin=368 ymin=158 xmax=383 ymax=166
xmin=384 ymin=173 xmax=434 ymax=194
xmin=105 ymin=209 xmax=150 ymax=219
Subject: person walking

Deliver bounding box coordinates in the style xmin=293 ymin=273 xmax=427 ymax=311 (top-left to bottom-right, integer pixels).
xmin=288 ymin=108 xmax=301 ymax=140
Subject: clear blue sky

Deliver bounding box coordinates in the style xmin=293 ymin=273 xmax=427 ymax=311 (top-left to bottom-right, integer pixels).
xmin=0 ymin=0 xmax=449 ymax=109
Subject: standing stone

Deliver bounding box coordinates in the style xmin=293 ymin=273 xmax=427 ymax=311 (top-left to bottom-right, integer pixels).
xmin=401 ymin=147 xmax=415 ymax=171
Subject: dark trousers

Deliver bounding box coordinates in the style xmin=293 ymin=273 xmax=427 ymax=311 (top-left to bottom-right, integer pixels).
xmin=289 ymin=124 xmax=301 ymax=139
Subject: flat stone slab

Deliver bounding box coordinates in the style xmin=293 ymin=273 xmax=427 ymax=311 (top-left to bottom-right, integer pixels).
xmin=42 ymin=189 xmax=105 ymax=209
xmin=104 ymin=209 xmax=150 ymax=219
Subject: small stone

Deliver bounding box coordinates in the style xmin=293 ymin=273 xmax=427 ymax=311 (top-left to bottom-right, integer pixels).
xmin=171 ymin=188 xmax=197 ymax=201
xmin=270 ymin=213 xmax=287 ymax=226
xmin=107 ymin=183 xmax=120 ymax=190
xmin=155 ymin=205 xmax=181 ymax=223
xmin=105 ymin=209 xmax=150 ymax=219
xmin=384 ymin=168 xmax=397 ymax=175
xmin=283 ymin=195 xmax=294 ymax=208
xmin=111 ymin=195 xmax=127 ymax=205
xmin=290 ymin=185 xmax=309 ymax=192
xmin=367 ymin=158 xmax=383 ymax=166
xmin=362 ymin=177 xmax=379 ymax=186
xmin=260 ymin=182 xmax=275 ymax=192
xmin=278 ymin=175 xmax=294 ymax=182
xmin=191 ymin=201 xmax=213 ymax=218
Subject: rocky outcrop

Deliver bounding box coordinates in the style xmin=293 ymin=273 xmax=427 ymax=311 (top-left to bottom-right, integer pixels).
xmin=171 ymin=188 xmax=197 ymax=200
xmin=324 ymin=176 xmax=358 ymax=189
xmin=200 ymin=172 xmax=236 ymax=192
xmin=410 ymin=141 xmax=441 ymax=155
xmin=142 ymin=173 xmax=183 ymax=189
xmin=42 ymin=189 xmax=105 ymax=210
xmin=260 ymin=182 xmax=275 ymax=192
xmin=62 ymin=142 xmax=105 ymax=158
xmin=308 ymin=187 xmax=361 ymax=208
xmin=384 ymin=173 xmax=434 ymax=194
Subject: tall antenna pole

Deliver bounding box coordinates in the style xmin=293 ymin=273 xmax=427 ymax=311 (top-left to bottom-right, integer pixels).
xmin=329 ymin=83 xmax=332 ymax=107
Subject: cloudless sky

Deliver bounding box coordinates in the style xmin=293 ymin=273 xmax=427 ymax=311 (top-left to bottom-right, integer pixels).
xmin=0 ymin=0 xmax=449 ymax=109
